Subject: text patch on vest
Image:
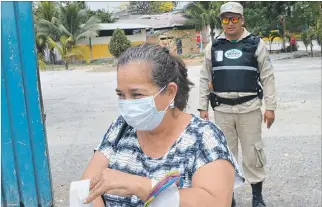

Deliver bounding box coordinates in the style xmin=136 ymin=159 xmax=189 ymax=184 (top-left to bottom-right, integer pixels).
xmin=224 ymin=49 xmax=243 ymax=59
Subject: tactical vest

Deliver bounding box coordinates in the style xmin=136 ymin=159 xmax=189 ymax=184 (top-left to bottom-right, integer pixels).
xmin=211 ymin=34 xmax=260 ymax=93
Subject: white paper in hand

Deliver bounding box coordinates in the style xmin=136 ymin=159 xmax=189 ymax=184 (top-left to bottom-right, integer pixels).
xmin=149 ymin=183 xmax=180 ymax=207
xmin=69 ymin=179 xmax=93 ymax=207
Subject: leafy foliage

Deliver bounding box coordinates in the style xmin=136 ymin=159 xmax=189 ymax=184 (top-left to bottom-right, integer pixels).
xmin=34 ymin=1 xmax=59 ymax=22
xmin=128 ymin=2 xmax=154 ymax=14
xmin=127 ymin=1 xmax=177 ymax=14
xmin=109 ymin=29 xmax=131 ymax=58
xmin=38 ymin=53 xmax=47 ymax=71
xmin=184 ymin=1 xmax=224 ymax=41
xmin=36 ymin=2 xmax=101 ymax=46
xmin=153 ymin=2 xmax=176 ymax=13
xmin=88 ymin=9 xmax=116 ymax=23
xmin=47 ymin=36 xmax=89 ymax=69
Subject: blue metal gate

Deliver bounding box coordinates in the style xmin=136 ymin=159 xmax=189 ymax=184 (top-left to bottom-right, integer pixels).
xmin=1 ymin=1 xmax=54 ymax=206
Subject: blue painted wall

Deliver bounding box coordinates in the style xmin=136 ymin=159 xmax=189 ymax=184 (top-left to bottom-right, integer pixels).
xmin=1 ymin=2 xmax=54 ymax=206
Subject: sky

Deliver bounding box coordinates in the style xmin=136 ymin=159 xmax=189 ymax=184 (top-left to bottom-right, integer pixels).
xmin=85 ymin=1 xmax=189 ymax=12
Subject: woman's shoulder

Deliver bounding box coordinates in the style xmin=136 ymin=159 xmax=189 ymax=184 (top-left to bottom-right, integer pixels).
xmin=177 ymin=114 xmax=228 ymax=153
xmin=188 ymin=114 xmax=226 ymax=141
xmin=97 ymin=116 xmax=126 ymax=146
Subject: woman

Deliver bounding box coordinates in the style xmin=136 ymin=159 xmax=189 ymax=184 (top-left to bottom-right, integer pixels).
xmin=81 ymin=44 xmax=244 ymax=207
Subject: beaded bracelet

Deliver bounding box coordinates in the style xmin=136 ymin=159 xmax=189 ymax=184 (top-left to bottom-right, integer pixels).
xmin=144 ymin=171 xmax=183 ymax=207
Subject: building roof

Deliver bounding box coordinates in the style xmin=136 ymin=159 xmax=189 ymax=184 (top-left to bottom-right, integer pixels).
xmin=117 ymin=12 xmax=188 ymax=29
xmin=98 ymin=23 xmax=151 ymax=31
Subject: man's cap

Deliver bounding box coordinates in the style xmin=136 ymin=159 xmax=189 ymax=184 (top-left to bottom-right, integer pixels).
xmin=218 ymin=2 xmax=243 ymax=17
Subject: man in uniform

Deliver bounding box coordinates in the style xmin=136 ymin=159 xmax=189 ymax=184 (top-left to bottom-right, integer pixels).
xmin=198 ymin=2 xmax=277 ymax=207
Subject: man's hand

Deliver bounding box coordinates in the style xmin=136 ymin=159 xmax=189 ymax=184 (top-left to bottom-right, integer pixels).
xmin=264 ymin=110 xmax=275 ymax=129
xmin=200 ymin=110 xmax=209 ymax=120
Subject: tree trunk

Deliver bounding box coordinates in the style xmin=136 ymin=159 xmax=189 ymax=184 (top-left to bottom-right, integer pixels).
xmin=282 ymin=15 xmax=286 ymax=52
xmin=112 ymin=58 xmax=118 ymax=67
xmin=210 ymin=27 xmax=215 ymax=43
xmin=310 ymin=43 xmax=313 ymax=57
xmin=64 ymin=61 xmax=69 ymax=70
xmin=50 ymin=48 xmax=56 ymax=65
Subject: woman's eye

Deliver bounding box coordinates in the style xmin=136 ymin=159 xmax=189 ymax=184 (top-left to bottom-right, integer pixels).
xmin=117 ymin=93 xmax=125 ymax=98
xmin=133 ymin=93 xmax=143 ymax=97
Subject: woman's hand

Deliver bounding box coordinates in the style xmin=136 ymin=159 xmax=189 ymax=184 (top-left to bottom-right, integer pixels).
xmin=84 ymin=168 xmax=132 ymax=203
xmin=84 ymin=168 xmax=152 ymax=204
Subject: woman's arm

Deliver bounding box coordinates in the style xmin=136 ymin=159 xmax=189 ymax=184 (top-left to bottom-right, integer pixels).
xmin=81 ymin=151 xmax=109 ymax=207
xmin=130 ymin=159 xmax=235 ymax=207
xmin=179 ymin=159 xmax=235 ymax=207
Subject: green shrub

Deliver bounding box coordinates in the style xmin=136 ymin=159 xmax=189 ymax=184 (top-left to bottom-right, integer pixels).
xmin=109 ymin=28 xmax=131 ymax=58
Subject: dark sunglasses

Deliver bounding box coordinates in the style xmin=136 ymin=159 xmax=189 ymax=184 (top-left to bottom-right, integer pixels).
xmin=221 ymin=16 xmax=241 ymax=24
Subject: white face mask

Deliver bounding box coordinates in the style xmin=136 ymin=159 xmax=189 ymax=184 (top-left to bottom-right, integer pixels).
xmin=118 ymin=86 xmax=174 ymax=131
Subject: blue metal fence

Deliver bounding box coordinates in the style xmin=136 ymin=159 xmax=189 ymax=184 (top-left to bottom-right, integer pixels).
xmin=1 ymin=1 xmax=54 ymax=206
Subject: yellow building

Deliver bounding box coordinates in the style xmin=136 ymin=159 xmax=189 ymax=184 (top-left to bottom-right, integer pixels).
xmin=76 ymin=23 xmax=150 ymax=60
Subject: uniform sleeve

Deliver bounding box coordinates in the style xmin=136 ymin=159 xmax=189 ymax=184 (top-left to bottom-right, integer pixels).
xmin=256 ymin=39 xmax=277 ymax=111
xmin=198 ymin=42 xmax=213 ymax=111
xmin=192 ymin=124 xmax=245 ymax=188
xmin=94 ymin=116 xmax=125 ymax=158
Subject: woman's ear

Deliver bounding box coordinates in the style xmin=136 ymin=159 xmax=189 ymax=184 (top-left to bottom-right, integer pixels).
xmin=167 ymin=82 xmax=178 ymax=100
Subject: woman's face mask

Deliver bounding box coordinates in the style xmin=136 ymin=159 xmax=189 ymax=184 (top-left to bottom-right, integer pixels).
xmin=118 ymin=86 xmax=174 ymax=131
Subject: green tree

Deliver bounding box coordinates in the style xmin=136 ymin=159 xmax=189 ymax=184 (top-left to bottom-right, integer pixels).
xmin=301 ymin=31 xmax=310 ymax=53
xmin=89 ymin=9 xmax=116 ymax=23
xmin=47 ymin=36 xmax=89 ymax=70
xmin=317 ymin=19 xmax=322 ymax=50
xmin=316 ymin=6 xmax=322 ymax=52
xmin=307 ymin=27 xmax=316 ymax=57
xmin=109 ymin=29 xmax=131 ymax=58
xmin=152 ymin=2 xmax=175 ymax=13
xmin=184 ymin=1 xmax=224 ymax=42
xmin=128 ymin=2 xmax=154 ymax=14
xmin=37 ymin=2 xmax=101 ymax=47
xmin=33 ymin=1 xmax=60 ymax=64
xmin=34 ymin=1 xmax=59 ymax=22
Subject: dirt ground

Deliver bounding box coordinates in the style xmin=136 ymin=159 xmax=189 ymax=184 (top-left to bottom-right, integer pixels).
xmin=43 ymin=56 xmax=205 ymax=73
xmin=40 ymin=56 xmax=321 ymax=207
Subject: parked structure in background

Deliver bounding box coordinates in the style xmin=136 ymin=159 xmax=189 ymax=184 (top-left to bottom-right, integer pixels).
xmin=77 ymin=23 xmax=150 ymax=60
xmin=118 ymin=10 xmax=200 ymax=56
xmin=45 ymin=9 xmax=222 ymax=62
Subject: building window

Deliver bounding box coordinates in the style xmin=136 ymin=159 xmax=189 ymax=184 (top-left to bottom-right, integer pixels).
xmin=98 ymin=29 xmax=136 ymax=37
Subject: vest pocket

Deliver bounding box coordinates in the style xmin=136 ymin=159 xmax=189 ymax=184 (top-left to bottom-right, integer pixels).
xmin=254 ymin=140 xmax=266 ymax=168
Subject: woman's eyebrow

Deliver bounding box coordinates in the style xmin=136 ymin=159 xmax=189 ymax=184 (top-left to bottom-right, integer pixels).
xmin=130 ymin=88 xmax=148 ymax=93
xmin=115 ymin=88 xmax=149 ymax=93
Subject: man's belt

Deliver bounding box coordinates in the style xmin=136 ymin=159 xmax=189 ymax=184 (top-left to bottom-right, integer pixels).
xmin=208 ymin=92 xmax=260 ymax=108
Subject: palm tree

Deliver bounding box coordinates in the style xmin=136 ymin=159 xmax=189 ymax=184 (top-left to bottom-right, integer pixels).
xmin=47 ymin=36 xmax=89 ymax=70
xmin=34 ymin=1 xmax=60 ymax=64
xmin=37 ymin=2 xmax=101 ymax=47
xmin=184 ymin=1 xmax=223 ymax=42
xmin=34 ymin=1 xmax=59 ymax=22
